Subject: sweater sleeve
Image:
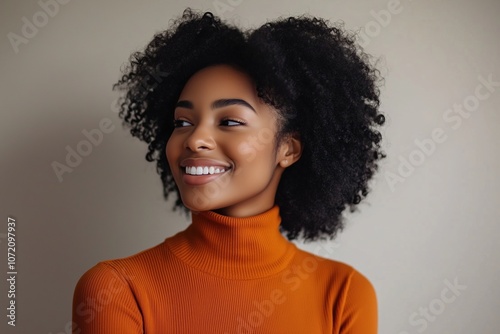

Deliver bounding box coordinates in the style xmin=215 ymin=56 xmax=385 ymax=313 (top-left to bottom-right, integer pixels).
xmin=338 ymin=269 xmax=378 ymax=334
xmin=72 ymin=262 xmax=143 ymax=334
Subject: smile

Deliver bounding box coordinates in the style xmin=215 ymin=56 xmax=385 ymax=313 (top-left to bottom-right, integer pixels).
xmin=181 ymin=166 xmax=232 ymax=186
xmin=184 ymin=166 xmax=228 ymax=176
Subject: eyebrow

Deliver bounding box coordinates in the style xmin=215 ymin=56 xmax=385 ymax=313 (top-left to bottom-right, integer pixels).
xmin=174 ymin=99 xmax=256 ymax=113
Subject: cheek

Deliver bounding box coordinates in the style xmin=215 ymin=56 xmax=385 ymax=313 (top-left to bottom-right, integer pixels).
xmin=232 ymin=130 xmax=276 ymax=165
xmin=165 ymin=136 xmax=179 ymax=164
xmin=235 ymin=141 xmax=259 ymax=164
xmin=232 ymin=142 xmax=276 ymax=175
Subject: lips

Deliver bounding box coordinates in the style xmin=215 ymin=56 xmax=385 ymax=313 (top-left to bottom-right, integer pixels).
xmin=179 ymin=157 xmax=232 ymax=186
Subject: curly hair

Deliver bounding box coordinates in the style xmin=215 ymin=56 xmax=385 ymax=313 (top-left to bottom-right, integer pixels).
xmin=113 ymin=8 xmax=386 ymax=242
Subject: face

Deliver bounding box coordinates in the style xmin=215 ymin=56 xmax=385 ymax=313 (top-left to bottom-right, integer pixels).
xmin=166 ymin=64 xmax=301 ymax=217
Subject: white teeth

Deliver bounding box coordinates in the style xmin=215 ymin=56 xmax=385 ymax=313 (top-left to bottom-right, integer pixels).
xmin=185 ymin=166 xmax=228 ymax=175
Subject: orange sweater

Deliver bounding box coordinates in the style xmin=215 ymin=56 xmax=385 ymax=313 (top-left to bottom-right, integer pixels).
xmin=72 ymin=205 xmax=377 ymax=333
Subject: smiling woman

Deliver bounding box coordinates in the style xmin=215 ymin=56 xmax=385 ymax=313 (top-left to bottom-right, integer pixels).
xmin=72 ymin=7 xmax=386 ymax=334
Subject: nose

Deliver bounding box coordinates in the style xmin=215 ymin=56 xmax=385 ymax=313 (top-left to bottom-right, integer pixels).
xmin=184 ymin=123 xmax=216 ymax=152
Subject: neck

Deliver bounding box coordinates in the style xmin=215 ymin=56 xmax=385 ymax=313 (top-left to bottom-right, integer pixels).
xmin=165 ymin=205 xmax=297 ymax=279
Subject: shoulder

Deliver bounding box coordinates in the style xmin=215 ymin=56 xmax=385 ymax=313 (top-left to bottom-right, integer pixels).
xmin=324 ymin=259 xmax=377 ymax=333
xmin=72 ymin=259 xmax=140 ymax=317
xmin=336 ymin=265 xmax=378 ymax=333
xmin=73 ymin=263 xmax=144 ymax=332
xmin=292 ymin=246 xmax=359 ymax=280
xmin=293 ymin=247 xmax=378 ymax=332
xmin=74 ymin=241 xmax=167 ymax=297
xmin=73 ymin=261 xmax=133 ymax=295
xmin=72 ymin=242 xmax=168 ymax=332
xmin=299 ymin=248 xmax=376 ymax=304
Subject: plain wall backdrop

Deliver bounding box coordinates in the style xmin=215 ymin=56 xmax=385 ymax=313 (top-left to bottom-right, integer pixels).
xmin=1 ymin=0 xmax=499 ymax=333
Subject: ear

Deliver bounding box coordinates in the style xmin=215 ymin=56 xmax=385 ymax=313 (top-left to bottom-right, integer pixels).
xmin=278 ymin=132 xmax=303 ymax=168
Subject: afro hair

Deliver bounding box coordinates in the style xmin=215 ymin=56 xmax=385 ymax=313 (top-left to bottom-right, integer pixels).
xmin=113 ymin=8 xmax=386 ymax=242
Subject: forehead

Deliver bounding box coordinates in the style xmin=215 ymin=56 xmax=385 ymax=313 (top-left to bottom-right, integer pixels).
xmin=179 ymin=64 xmax=257 ymax=99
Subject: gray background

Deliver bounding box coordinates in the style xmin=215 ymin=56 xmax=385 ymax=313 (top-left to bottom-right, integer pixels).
xmin=1 ymin=0 xmax=499 ymax=333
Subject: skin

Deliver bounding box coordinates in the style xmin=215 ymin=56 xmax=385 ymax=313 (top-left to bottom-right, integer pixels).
xmin=166 ymin=64 xmax=302 ymax=217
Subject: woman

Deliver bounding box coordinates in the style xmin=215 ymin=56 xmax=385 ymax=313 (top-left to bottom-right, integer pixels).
xmin=73 ymin=8 xmax=385 ymax=333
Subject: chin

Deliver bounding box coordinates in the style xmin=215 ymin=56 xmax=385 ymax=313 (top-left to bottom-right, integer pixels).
xmin=180 ymin=193 xmax=222 ymax=212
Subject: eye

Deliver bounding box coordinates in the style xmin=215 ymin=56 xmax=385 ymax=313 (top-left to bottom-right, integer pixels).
xmin=173 ymin=119 xmax=191 ymax=128
xmin=220 ymin=118 xmax=246 ymax=126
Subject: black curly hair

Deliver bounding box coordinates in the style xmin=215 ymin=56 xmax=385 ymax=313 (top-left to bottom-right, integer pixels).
xmin=112 ymin=8 xmax=386 ymax=242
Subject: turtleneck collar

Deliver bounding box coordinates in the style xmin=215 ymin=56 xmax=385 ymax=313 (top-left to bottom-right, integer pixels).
xmin=164 ymin=205 xmax=297 ymax=280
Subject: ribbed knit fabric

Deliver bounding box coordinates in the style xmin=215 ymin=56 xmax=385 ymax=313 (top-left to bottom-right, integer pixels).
xmin=72 ymin=205 xmax=377 ymax=333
